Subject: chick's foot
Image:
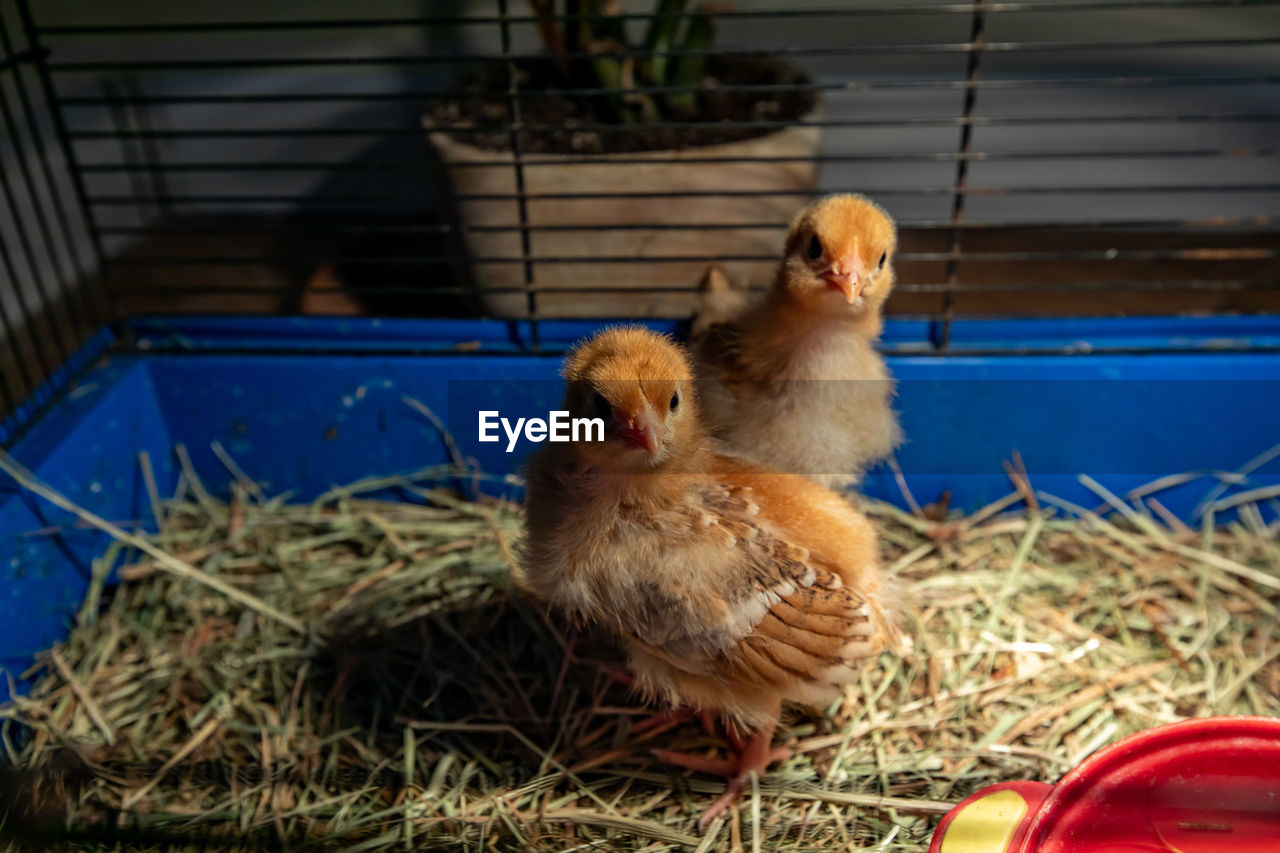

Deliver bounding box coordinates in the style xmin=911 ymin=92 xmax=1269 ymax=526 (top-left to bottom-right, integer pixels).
xmin=652 ymin=721 xmax=789 ymax=829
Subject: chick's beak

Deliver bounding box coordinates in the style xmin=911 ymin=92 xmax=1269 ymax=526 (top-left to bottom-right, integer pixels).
xmin=823 ymin=254 xmax=865 ymax=303
xmin=615 ymin=399 xmax=664 ymax=457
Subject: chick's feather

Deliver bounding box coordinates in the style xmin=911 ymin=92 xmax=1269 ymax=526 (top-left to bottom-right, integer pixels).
xmin=691 ymin=194 xmax=902 ymax=489
xmin=520 ymin=327 xmax=901 ymax=731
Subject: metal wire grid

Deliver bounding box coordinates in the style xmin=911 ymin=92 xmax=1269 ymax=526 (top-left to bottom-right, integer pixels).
xmin=0 ymin=0 xmax=1277 ymax=413
xmin=0 ymin=0 xmax=107 ymax=419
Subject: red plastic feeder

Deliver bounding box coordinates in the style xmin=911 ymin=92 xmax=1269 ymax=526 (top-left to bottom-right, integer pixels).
xmin=929 ymin=716 xmax=1280 ymax=852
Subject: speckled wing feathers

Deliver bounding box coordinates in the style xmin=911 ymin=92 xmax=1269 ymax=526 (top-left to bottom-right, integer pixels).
xmin=627 ymin=482 xmax=880 ymax=698
xmin=693 ymin=322 xmax=754 ymax=396
xmin=695 ymin=322 xmax=746 ymax=370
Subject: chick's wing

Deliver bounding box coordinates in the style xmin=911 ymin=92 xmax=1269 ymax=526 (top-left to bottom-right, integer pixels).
xmin=692 ymin=320 xmax=747 ymax=380
xmin=617 ymin=482 xmax=882 ymax=695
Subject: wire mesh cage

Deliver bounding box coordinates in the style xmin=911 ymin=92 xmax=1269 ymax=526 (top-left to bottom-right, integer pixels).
xmin=4 ymin=4 xmax=1280 ymax=849
xmin=1 ymin=0 xmax=1279 ymax=416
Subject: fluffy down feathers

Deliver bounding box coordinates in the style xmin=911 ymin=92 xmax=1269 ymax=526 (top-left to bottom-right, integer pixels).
xmin=520 ymin=326 xmax=901 ymax=731
xmin=691 ymin=194 xmax=902 ymax=489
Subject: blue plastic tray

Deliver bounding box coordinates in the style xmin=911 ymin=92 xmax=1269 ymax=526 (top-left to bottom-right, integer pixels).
xmin=2 ymin=315 xmax=1278 ymax=704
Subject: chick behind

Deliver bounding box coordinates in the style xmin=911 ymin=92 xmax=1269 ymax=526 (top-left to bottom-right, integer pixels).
xmin=692 ymin=193 xmax=903 ymax=489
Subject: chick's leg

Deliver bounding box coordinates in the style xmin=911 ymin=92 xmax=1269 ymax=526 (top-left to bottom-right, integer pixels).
xmin=653 ymin=715 xmax=790 ymax=829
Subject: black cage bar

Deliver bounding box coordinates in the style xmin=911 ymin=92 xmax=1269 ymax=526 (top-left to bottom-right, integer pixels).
xmin=0 ymin=0 xmax=1278 ymax=417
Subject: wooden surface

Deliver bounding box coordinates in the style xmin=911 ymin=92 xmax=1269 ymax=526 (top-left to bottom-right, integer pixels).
xmin=105 ymin=223 xmax=1280 ymax=322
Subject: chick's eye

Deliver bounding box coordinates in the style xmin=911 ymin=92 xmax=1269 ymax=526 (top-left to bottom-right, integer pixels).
xmin=669 ymin=392 xmax=680 ymax=413
xmin=878 ymin=251 xmax=887 ymax=269
xmin=589 ymin=391 xmax=612 ymax=421
xmin=806 ymin=234 xmax=822 ymax=261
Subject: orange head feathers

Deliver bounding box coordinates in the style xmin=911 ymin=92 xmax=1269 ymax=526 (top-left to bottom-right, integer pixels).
xmin=778 ymin=194 xmax=897 ymax=314
xmin=561 ymin=326 xmax=702 ymax=471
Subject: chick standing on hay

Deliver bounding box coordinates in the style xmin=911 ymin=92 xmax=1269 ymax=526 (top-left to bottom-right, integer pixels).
xmin=519 ymin=326 xmax=904 ymax=827
xmin=691 ymin=193 xmax=902 ymax=489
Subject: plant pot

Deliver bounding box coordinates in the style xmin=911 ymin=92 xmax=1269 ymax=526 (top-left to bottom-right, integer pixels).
xmin=425 ymin=106 xmax=821 ymax=319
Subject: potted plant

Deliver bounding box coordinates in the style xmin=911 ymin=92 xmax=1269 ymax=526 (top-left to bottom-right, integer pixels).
xmin=424 ymin=1 xmax=821 ymax=318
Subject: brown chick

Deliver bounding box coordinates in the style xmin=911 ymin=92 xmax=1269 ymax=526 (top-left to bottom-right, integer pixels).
xmin=520 ymin=326 xmax=901 ymax=827
xmin=691 ymin=194 xmax=901 ymax=489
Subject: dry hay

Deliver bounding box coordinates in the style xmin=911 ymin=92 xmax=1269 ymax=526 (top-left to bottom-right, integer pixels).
xmin=1 ymin=451 xmax=1277 ymax=851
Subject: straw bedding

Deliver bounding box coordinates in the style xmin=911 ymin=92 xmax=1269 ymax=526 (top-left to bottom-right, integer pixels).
xmin=1 ymin=454 xmax=1277 ymax=851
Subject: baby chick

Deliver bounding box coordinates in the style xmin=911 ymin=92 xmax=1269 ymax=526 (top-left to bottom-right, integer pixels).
xmin=521 ymin=326 xmax=901 ymax=826
xmin=691 ymin=194 xmax=901 ymax=489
